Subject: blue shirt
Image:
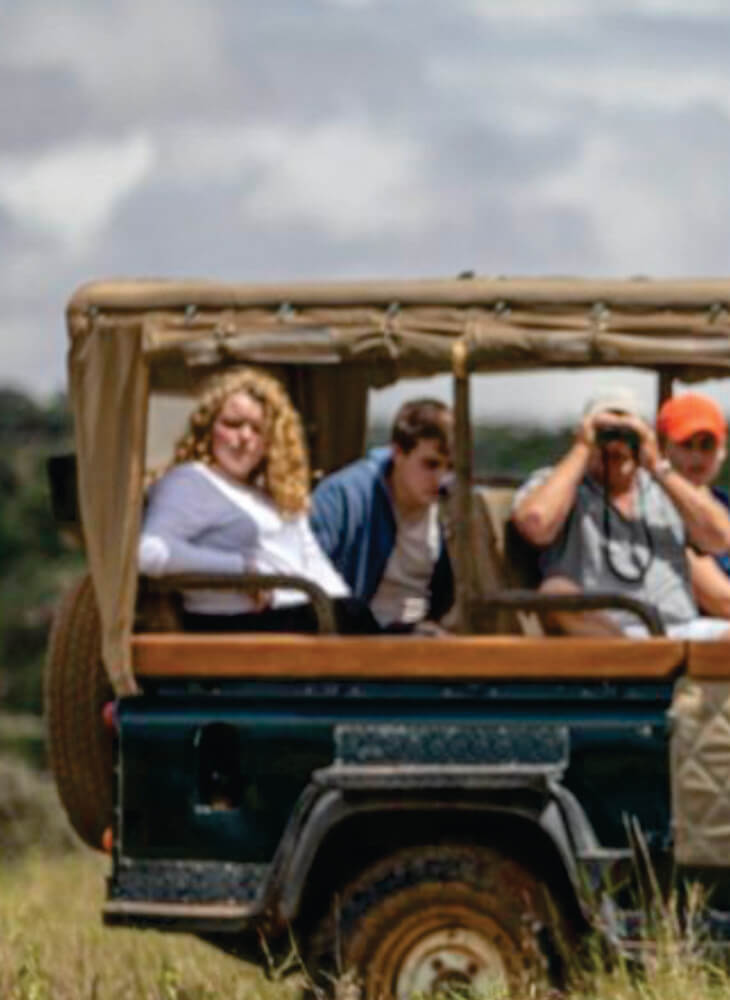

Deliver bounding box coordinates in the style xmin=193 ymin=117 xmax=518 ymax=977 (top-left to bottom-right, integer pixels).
xmin=712 ymin=486 xmax=730 ymax=576
xmin=310 ymin=447 xmax=454 ymax=622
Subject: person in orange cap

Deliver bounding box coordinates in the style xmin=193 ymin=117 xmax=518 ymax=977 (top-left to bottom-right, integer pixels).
xmin=657 ymin=393 xmax=728 ymax=492
xmin=657 ymin=393 xmax=730 ymax=616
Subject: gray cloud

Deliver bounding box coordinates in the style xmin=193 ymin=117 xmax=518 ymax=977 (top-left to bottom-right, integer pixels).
xmin=1 ymin=0 xmax=730 ymax=419
xmin=0 ymin=65 xmax=92 ymax=152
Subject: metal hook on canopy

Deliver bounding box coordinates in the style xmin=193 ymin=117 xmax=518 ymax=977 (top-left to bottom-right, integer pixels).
xmin=707 ymin=303 xmax=727 ymax=325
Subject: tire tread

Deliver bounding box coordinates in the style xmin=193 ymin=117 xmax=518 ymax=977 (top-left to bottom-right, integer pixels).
xmin=44 ymin=574 xmax=113 ymax=849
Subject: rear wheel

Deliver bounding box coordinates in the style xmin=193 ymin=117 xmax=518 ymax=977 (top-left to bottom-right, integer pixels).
xmin=308 ymin=844 xmax=564 ymax=999
xmin=45 ymin=574 xmax=114 ymax=849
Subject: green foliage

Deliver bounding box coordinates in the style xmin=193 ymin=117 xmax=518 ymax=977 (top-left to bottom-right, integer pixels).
xmin=0 ymin=714 xmax=46 ymax=770
xmin=0 ymin=388 xmax=72 ymax=439
xmin=0 ymin=387 xmax=82 ymax=717
xmin=0 ymin=756 xmax=77 ymax=860
xmin=471 ymin=423 xmax=574 ymax=480
xmin=368 ymin=421 xmax=574 ymax=481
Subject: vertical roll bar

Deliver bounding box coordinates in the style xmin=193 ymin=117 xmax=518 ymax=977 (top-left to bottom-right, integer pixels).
xmin=452 ymin=345 xmax=473 ymax=633
xmin=658 ymin=370 xmax=674 ymax=410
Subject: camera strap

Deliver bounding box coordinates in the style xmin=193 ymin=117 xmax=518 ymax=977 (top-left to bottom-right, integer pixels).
xmin=601 ymin=466 xmax=655 ymax=584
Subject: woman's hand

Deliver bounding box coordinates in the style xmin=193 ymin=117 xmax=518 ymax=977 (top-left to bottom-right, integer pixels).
xmin=250 ymin=589 xmax=272 ymax=611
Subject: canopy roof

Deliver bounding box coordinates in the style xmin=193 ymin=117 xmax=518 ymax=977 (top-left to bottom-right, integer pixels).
xmin=65 ymin=275 xmax=730 ymax=695
xmin=69 ymin=276 xmax=730 ymax=388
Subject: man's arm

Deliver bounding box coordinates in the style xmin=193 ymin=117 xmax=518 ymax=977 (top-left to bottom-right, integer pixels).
xmin=651 ymin=465 xmax=730 ymax=554
xmin=688 ymin=549 xmax=730 ymax=617
xmin=511 ymin=420 xmax=593 ymax=546
xmin=622 ymin=417 xmax=730 ymax=554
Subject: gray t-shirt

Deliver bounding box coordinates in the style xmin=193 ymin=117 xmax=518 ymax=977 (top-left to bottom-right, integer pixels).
xmin=512 ymin=468 xmax=698 ymax=630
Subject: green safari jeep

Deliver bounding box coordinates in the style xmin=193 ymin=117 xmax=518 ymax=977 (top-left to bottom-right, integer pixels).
xmin=45 ymin=275 xmax=730 ymax=996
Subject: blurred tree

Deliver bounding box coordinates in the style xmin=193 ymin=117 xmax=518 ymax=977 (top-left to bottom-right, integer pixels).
xmin=0 ymin=388 xmax=42 ymax=435
xmin=368 ymin=421 xmax=572 ymax=480
xmin=0 ymin=387 xmax=82 ymax=715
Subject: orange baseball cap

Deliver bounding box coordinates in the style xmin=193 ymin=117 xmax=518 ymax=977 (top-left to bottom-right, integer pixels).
xmin=656 ymin=393 xmax=727 ymax=444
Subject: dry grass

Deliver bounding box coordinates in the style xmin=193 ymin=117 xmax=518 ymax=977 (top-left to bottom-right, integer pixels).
xmin=2 ymin=849 xmax=730 ymax=1000
xmin=0 ymin=850 xmax=303 ymax=1000
xmin=0 ymin=756 xmax=76 ymax=860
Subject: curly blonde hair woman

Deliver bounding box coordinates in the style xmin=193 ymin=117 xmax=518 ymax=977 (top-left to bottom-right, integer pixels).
xmin=174 ymin=367 xmax=310 ymax=516
xmin=138 ymin=367 xmax=379 ymax=635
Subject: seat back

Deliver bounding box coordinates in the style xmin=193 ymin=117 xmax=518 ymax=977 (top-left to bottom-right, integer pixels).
xmin=474 ymin=485 xmax=544 ymax=635
xmin=135 ymin=577 xmax=184 ymax=632
xmin=443 ymin=483 xmax=543 ymax=635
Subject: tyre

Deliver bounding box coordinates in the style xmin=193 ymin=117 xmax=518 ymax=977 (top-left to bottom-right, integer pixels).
xmin=44 ymin=574 xmax=114 ymax=849
xmin=308 ymin=844 xmax=565 ymax=999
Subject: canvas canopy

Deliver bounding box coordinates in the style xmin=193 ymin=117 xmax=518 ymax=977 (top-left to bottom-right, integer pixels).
xmin=67 ymin=276 xmax=730 ymax=694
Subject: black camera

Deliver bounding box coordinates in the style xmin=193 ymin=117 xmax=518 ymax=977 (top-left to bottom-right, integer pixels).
xmin=595 ymin=425 xmax=640 ymax=454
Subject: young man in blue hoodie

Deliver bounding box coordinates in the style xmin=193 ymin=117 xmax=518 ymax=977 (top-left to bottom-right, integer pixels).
xmin=310 ymin=399 xmax=454 ymax=631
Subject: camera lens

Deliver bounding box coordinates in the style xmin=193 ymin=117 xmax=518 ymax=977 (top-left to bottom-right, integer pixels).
xmin=596 ymin=426 xmax=640 ymax=452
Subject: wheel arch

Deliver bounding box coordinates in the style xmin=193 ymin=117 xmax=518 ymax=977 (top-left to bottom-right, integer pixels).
xmin=276 ymin=791 xmax=590 ymax=936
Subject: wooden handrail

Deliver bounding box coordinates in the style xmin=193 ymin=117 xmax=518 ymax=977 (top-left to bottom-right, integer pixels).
xmin=131 ymin=634 xmax=686 ymax=681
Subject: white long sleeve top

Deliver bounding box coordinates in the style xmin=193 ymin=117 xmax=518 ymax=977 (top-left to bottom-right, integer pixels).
xmin=138 ymin=462 xmax=349 ymax=614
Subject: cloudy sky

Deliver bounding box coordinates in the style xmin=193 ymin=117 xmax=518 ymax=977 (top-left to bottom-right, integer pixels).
xmin=2 ymin=0 xmax=730 ymax=422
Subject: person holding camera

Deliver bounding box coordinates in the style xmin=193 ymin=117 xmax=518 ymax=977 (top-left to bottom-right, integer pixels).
xmin=510 ymin=387 xmax=730 ymax=638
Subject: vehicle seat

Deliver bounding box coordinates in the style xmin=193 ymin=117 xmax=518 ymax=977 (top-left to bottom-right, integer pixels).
xmin=444 ymin=483 xmax=544 ymax=636
xmin=473 ymin=485 xmax=544 ymax=635
xmin=135 ymin=577 xmax=184 ymax=632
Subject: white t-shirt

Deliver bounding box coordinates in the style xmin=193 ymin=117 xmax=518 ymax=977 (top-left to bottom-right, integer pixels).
xmin=370 ymin=503 xmax=440 ymax=626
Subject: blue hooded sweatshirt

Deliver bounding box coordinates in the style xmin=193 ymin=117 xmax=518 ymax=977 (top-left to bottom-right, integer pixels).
xmin=310 ymin=447 xmax=454 ymax=622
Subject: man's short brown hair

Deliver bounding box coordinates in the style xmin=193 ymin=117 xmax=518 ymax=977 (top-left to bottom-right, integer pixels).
xmin=390 ymin=398 xmax=453 ymax=455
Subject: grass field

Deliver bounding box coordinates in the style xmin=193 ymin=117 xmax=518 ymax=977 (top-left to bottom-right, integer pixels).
xmin=1 ymin=757 xmax=729 ymax=999
xmin=0 ymin=851 xmax=302 ymax=1000
xmin=2 ymin=849 xmax=730 ymax=1000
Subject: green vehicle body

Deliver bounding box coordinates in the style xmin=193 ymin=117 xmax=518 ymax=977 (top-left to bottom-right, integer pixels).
xmin=107 ymin=675 xmax=679 ymax=949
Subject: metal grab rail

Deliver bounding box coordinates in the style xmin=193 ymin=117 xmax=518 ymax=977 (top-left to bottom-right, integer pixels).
xmin=143 ymin=573 xmax=337 ymax=634
xmin=471 ymin=589 xmax=664 ymax=636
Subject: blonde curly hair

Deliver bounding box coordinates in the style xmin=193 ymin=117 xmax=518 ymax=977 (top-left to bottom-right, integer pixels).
xmin=174 ymin=367 xmax=310 ymax=516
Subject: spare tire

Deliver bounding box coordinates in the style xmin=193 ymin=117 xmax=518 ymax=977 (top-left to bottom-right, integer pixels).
xmin=44 ymin=574 xmax=114 ymax=849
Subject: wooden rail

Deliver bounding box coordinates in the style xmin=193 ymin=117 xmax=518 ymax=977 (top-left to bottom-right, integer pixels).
xmin=687 ymin=640 xmax=730 ymax=679
xmin=132 ymin=634 xmax=686 ymax=680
